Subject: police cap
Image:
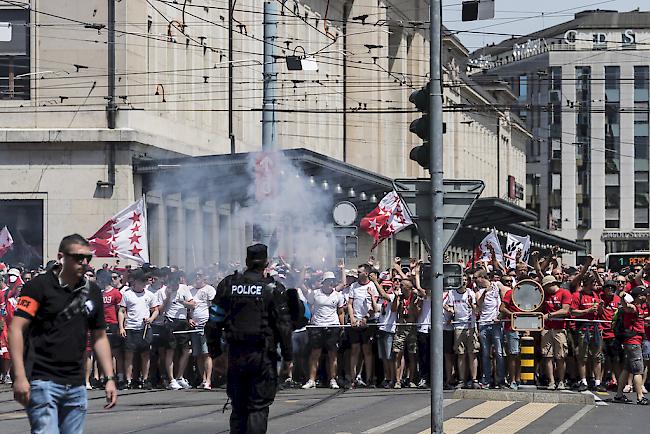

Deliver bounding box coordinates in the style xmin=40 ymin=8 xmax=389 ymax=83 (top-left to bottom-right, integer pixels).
xmin=247 ymin=243 xmax=268 ymax=262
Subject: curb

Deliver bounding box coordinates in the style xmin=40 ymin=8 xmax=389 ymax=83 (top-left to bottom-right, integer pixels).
xmin=452 ymin=389 xmax=595 ymax=405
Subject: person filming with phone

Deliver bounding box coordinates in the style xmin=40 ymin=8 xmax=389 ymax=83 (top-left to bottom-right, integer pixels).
xmin=8 ymin=234 xmax=118 ymax=433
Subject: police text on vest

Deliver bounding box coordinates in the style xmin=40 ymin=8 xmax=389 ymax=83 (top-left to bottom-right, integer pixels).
xmin=231 ymin=285 xmax=263 ymax=295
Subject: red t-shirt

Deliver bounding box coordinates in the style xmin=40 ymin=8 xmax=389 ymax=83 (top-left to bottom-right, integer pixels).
xmin=599 ymin=293 xmax=620 ymax=340
xmin=570 ymin=291 xmax=601 ymax=322
xmin=501 ymin=289 xmax=521 ymax=332
xmin=621 ymin=306 xmax=646 ymax=345
xmin=542 ymin=288 xmax=572 ymax=330
xmin=102 ymin=287 xmax=122 ymax=325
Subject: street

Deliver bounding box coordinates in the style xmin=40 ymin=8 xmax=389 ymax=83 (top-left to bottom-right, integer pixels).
xmin=1 ymin=384 xmax=648 ymax=434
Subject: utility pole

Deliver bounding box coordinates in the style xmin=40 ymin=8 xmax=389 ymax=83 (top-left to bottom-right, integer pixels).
xmin=262 ymin=1 xmax=278 ymax=151
xmin=107 ymin=0 xmax=116 ymax=129
xmin=429 ymin=0 xmax=444 ymax=433
xmin=228 ymin=0 xmax=235 ymax=154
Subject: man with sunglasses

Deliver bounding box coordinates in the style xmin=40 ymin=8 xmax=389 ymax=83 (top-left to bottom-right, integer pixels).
xmin=8 ymin=234 xmax=117 ymax=433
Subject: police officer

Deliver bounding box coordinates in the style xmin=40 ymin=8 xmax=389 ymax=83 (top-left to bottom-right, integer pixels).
xmin=207 ymin=244 xmax=293 ymax=434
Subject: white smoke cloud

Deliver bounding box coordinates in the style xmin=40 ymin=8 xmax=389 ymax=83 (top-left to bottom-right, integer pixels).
xmin=234 ymin=151 xmax=336 ymax=268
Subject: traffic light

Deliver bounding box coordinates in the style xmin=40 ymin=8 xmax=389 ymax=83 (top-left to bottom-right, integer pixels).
xmin=409 ymin=82 xmax=431 ymax=169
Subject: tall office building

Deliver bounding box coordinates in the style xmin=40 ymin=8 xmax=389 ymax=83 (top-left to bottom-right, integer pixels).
xmin=470 ymin=9 xmax=650 ymax=262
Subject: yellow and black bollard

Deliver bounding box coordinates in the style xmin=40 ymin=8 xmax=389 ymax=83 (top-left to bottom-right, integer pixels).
xmin=520 ymin=336 xmax=536 ymax=388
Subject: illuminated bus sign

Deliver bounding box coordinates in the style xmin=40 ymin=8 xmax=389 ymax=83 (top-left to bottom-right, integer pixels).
xmin=605 ymin=252 xmax=650 ymax=272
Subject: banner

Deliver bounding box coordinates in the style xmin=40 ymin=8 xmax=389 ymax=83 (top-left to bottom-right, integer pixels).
xmin=505 ymin=233 xmax=531 ymax=268
xmin=360 ymin=191 xmax=413 ymax=249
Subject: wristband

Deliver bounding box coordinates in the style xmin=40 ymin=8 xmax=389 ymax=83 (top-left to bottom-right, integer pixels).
xmin=103 ymin=375 xmax=116 ymax=382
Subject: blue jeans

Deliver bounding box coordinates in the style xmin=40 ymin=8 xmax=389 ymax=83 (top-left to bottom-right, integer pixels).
xmin=478 ymin=323 xmax=505 ymax=385
xmin=27 ymin=380 xmax=87 ymax=434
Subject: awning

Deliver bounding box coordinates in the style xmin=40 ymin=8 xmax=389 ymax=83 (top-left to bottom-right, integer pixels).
xmin=462 ymin=197 xmax=538 ymax=227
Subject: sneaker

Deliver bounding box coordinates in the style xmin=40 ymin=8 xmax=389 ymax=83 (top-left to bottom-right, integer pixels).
xmin=637 ymin=397 xmax=649 ymax=405
xmin=491 ymin=383 xmax=501 ymax=390
xmin=382 ymin=380 xmax=391 ymax=389
xmin=4 ymin=374 xmax=12 ymax=385
xmin=595 ymin=384 xmax=608 ymax=393
xmin=143 ymin=380 xmax=153 ymax=390
xmin=168 ymin=378 xmax=183 ymax=390
xmin=417 ymin=379 xmax=428 ymax=389
xmin=201 ymin=382 xmax=212 ymax=390
xmin=330 ymin=379 xmax=339 ymax=389
xmin=86 ymin=383 xmax=92 ymax=390
xmin=472 ymin=380 xmax=481 ymax=389
xmin=393 ymin=381 xmax=402 ymax=389
xmin=613 ymin=394 xmax=632 ymax=404
xmin=547 ymin=382 xmax=556 ymax=390
xmin=409 ymin=381 xmax=417 ymax=388
xmin=556 ymin=381 xmax=566 ymax=391
xmin=623 ymin=384 xmax=633 ymax=393
xmin=443 ymin=383 xmax=454 ymax=391
xmin=176 ymin=378 xmax=191 ymax=389
xmin=509 ymin=381 xmax=519 ymax=391
xmin=577 ymin=382 xmax=588 ymax=392
xmin=126 ymin=380 xmax=133 ymax=389
xmin=117 ymin=379 xmax=128 ymax=390
xmin=302 ymin=379 xmax=316 ymax=389
xmin=355 ymin=377 xmax=367 ymax=388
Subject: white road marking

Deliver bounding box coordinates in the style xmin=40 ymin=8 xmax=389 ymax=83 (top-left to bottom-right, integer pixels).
xmin=549 ymin=405 xmax=594 ymax=434
xmin=361 ymin=399 xmax=457 ymax=434
xmin=475 ymin=402 xmax=557 ymax=434
xmin=583 ymin=390 xmax=608 ymax=406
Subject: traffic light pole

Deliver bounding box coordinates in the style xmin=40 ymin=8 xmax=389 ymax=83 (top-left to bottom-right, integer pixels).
xmin=429 ymin=1 xmax=444 ymax=433
xmin=262 ymin=1 xmax=278 ymax=151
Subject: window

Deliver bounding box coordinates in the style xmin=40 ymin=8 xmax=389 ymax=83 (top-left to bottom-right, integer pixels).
xmin=518 ymin=75 xmax=527 ymax=101
xmin=0 ymin=8 xmax=30 ymax=100
xmin=0 ymin=199 xmax=43 ymax=268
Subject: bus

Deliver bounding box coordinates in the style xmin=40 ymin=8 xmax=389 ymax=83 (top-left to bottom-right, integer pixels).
xmin=605 ymin=251 xmax=650 ymax=273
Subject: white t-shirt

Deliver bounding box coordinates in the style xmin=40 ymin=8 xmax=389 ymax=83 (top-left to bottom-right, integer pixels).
xmin=418 ymin=295 xmax=432 ymax=333
xmin=120 ymin=289 xmax=156 ymax=330
xmin=308 ymin=288 xmax=345 ymax=326
xmin=348 ymin=282 xmax=379 ymax=321
xmin=378 ymin=293 xmax=397 ymax=333
xmin=156 ymin=284 xmax=193 ymax=320
xmin=149 ymin=286 xmax=167 ymax=325
xmin=476 ymin=282 xmax=501 ymax=323
xmin=445 ymin=288 xmax=476 ymax=330
xmin=187 ymin=284 xmax=217 ymax=325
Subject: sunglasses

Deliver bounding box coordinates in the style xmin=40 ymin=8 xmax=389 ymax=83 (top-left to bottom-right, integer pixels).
xmin=64 ymin=252 xmax=93 ymax=263
xmin=112 ymin=275 xmax=120 ymax=279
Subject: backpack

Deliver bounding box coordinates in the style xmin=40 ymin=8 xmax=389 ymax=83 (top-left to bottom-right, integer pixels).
xmin=612 ymin=307 xmax=637 ymax=342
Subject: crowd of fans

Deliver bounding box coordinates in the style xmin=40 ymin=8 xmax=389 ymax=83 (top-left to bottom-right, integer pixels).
xmin=0 ymin=251 xmax=649 ymax=404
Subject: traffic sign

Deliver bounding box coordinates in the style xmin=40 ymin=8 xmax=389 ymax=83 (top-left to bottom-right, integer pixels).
xmin=393 ymin=179 xmax=484 ymax=252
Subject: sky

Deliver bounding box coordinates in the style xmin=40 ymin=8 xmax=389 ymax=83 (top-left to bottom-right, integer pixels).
xmin=440 ymin=0 xmax=645 ymax=52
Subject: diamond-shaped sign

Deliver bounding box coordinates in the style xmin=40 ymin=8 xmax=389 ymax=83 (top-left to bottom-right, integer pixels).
xmin=393 ymin=179 xmax=484 ymax=252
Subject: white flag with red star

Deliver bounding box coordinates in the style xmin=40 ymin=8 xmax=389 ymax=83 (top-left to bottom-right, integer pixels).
xmin=0 ymin=226 xmax=13 ymax=258
xmin=89 ymin=198 xmax=149 ymax=264
xmin=359 ymin=191 xmax=413 ymax=250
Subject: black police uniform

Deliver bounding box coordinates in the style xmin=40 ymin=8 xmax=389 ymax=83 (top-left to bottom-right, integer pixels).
xmin=207 ymin=245 xmax=292 ymax=434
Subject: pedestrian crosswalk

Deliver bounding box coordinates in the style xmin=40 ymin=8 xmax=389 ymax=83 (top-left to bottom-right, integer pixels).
xmin=361 ymin=399 xmax=592 ymax=434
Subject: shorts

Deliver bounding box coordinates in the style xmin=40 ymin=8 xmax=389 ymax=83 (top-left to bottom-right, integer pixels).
xmin=505 ymin=330 xmax=521 ymax=356
xmin=349 ymin=325 xmax=375 ymax=345
xmin=642 ymin=340 xmax=650 ymax=361
xmin=85 ymin=331 xmax=93 ymax=353
xmin=443 ymin=330 xmax=454 ymax=355
xmin=623 ymin=344 xmax=644 ymax=375
xmin=307 ymin=327 xmax=340 ymax=352
xmin=124 ymin=328 xmax=152 ymax=353
xmin=453 ymin=328 xmax=479 ymax=355
xmin=292 ymin=329 xmax=310 ymax=359
xmin=576 ymin=328 xmax=603 ymax=362
xmin=377 ymin=331 xmax=394 ymax=360
xmin=164 ymin=318 xmax=190 ymax=350
xmin=393 ymin=326 xmax=417 ymax=354
xmin=106 ymin=324 xmax=123 ymax=349
xmin=567 ymin=329 xmax=577 ymax=358
xmin=190 ymin=328 xmax=209 ymax=356
xmin=151 ymin=324 xmax=167 ymax=348
xmin=603 ymin=338 xmax=624 ymax=364
xmin=541 ymin=329 xmax=568 ymax=359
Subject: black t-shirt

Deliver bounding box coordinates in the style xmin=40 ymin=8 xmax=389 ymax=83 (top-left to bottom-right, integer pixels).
xmin=15 ymin=270 xmax=105 ymax=386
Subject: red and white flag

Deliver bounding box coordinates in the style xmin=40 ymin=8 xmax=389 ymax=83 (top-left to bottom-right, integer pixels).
xmin=89 ymin=198 xmax=149 ymax=264
xmin=0 ymin=226 xmax=13 ymax=258
xmin=360 ymin=191 xmax=413 ymax=250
